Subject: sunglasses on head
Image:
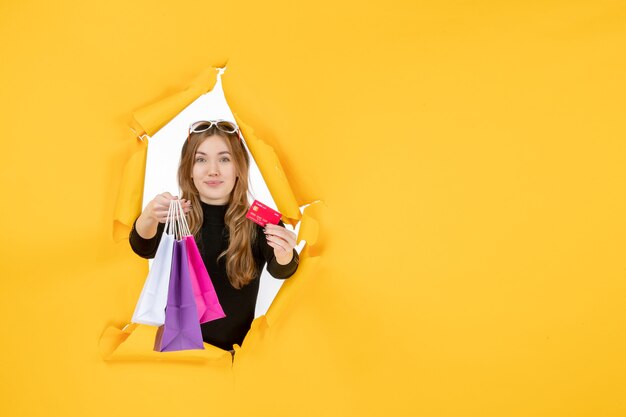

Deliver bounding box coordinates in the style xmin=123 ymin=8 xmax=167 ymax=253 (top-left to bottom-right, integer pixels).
xmin=188 ymin=120 xmax=239 ymax=135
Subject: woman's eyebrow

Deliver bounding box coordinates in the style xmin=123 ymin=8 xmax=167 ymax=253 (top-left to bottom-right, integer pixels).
xmin=195 ymin=151 xmax=231 ymax=156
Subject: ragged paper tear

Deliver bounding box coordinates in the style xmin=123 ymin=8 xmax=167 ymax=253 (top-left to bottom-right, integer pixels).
xmin=113 ymin=139 xmax=147 ymax=242
xmin=99 ymin=323 xmax=231 ymax=364
xmin=233 ymin=115 xmax=301 ymax=226
xmin=130 ymin=67 xmax=219 ymax=138
xmin=113 ymin=67 xmax=219 ymax=241
xmin=107 ymin=66 xmax=327 ymax=362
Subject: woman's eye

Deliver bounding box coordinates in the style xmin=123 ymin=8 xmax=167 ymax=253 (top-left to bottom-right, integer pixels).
xmin=194 ymin=157 xmax=228 ymax=163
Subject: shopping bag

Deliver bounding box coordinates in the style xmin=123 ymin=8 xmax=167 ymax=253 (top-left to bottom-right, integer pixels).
xmin=185 ymin=236 xmax=226 ymax=323
xmin=131 ymin=202 xmax=176 ymax=326
xmin=154 ymin=200 xmax=204 ymax=352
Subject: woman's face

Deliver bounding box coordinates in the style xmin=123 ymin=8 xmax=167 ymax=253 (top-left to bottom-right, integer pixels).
xmin=191 ymin=135 xmax=237 ymax=205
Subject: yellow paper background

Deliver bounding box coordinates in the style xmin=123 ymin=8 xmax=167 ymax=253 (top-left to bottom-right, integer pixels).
xmin=1 ymin=1 xmax=625 ymax=416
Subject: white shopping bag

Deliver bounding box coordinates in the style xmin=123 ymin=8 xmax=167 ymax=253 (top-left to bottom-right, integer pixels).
xmin=131 ymin=201 xmax=176 ymax=326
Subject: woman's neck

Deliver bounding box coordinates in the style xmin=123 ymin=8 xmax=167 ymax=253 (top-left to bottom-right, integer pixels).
xmin=200 ymin=200 xmax=229 ymax=225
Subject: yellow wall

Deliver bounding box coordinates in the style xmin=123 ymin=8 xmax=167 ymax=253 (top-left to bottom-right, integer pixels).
xmin=1 ymin=1 xmax=625 ymax=416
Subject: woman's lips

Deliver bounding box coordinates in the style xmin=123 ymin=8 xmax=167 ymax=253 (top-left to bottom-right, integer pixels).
xmin=204 ymin=181 xmax=223 ymax=187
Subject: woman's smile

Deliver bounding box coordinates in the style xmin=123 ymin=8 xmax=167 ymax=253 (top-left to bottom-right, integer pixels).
xmin=204 ymin=180 xmax=223 ymax=187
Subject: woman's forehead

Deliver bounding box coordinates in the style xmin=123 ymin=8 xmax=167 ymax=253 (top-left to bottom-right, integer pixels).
xmin=196 ymin=135 xmax=231 ymax=153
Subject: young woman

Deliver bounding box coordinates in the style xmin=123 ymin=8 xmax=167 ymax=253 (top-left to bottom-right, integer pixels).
xmin=129 ymin=120 xmax=299 ymax=356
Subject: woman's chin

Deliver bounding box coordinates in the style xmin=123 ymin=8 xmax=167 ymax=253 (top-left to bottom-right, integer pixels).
xmin=199 ymin=193 xmax=229 ymax=204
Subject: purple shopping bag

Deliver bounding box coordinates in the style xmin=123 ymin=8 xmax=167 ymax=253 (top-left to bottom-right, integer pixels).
xmin=185 ymin=236 xmax=226 ymax=324
xmin=154 ymin=239 xmax=205 ymax=352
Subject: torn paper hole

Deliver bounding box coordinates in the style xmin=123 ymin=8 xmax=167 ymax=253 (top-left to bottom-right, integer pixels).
xmin=140 ymin=67 xmax=302 ymax=321
xmin=101 ymin=65 xmax=325 ymax=363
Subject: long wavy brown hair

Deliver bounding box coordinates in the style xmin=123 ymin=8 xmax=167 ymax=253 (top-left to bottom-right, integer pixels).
xmin=178 ymin=127 xmax=258 ymax=289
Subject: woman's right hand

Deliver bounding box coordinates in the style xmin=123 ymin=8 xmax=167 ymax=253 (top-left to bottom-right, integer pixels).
xmin=143 ymin=192 xmax=192 ymax=223
xmin=134 ymin=192 xmax=192 ymax=240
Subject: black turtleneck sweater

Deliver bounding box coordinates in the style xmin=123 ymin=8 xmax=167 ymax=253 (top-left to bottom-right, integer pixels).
xmin=128 ymin=201 xmax=299 ymax=351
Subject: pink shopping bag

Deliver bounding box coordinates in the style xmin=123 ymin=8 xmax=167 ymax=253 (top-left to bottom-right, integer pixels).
xmin=185 ymin=236 xmax=226 ymax=323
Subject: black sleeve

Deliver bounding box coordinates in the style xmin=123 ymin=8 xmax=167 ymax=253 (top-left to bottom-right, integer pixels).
xmin=129 ymin=217 xmax=166 ymax=259
xmin=259 ymin=220 xmax=300 ymax=279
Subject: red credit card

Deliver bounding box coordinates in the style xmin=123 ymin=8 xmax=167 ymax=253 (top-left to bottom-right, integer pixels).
xmin=246 ymin=200 xmax=282 ymax=227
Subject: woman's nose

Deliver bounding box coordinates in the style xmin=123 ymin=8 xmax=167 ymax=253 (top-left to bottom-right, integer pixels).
xmin=207 ymin=161 xmax=219 ymax=176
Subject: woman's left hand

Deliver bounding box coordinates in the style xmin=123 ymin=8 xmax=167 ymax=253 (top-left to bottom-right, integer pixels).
xmin=264 ymin=223 xmax=297 ymax=265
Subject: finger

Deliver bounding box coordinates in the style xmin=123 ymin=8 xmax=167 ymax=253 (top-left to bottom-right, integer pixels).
xmin=155 ymin=195 xmax=173 ymax=206
xmin=266 ymin=234 xmax=290 ymax=252
xmin=264 ymin=224 xmax=288 ymax=237
xmin=266 ymin=240 xmax=287 ymax=255
xmin=264 ymin=223 xmax=285 ymax=232
xmin=157 ymin=209 xmax=185 ymax=219
xmin=264 ymin=227 xmax=296 ymax=247
xmin=267 ymin=234 xmax=296 ymax=250
xmin=160 ymin=193 xmax=181 ymax=205
xmin=155 ymin=200 xmax=174 ymax=209
xmin=267 ymin=223 xmax=296 ymax=239
xmin=154 ymin=208 xmax=172 ymax=216
xmin=268 ymin=233 xmax=294 ymax=249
